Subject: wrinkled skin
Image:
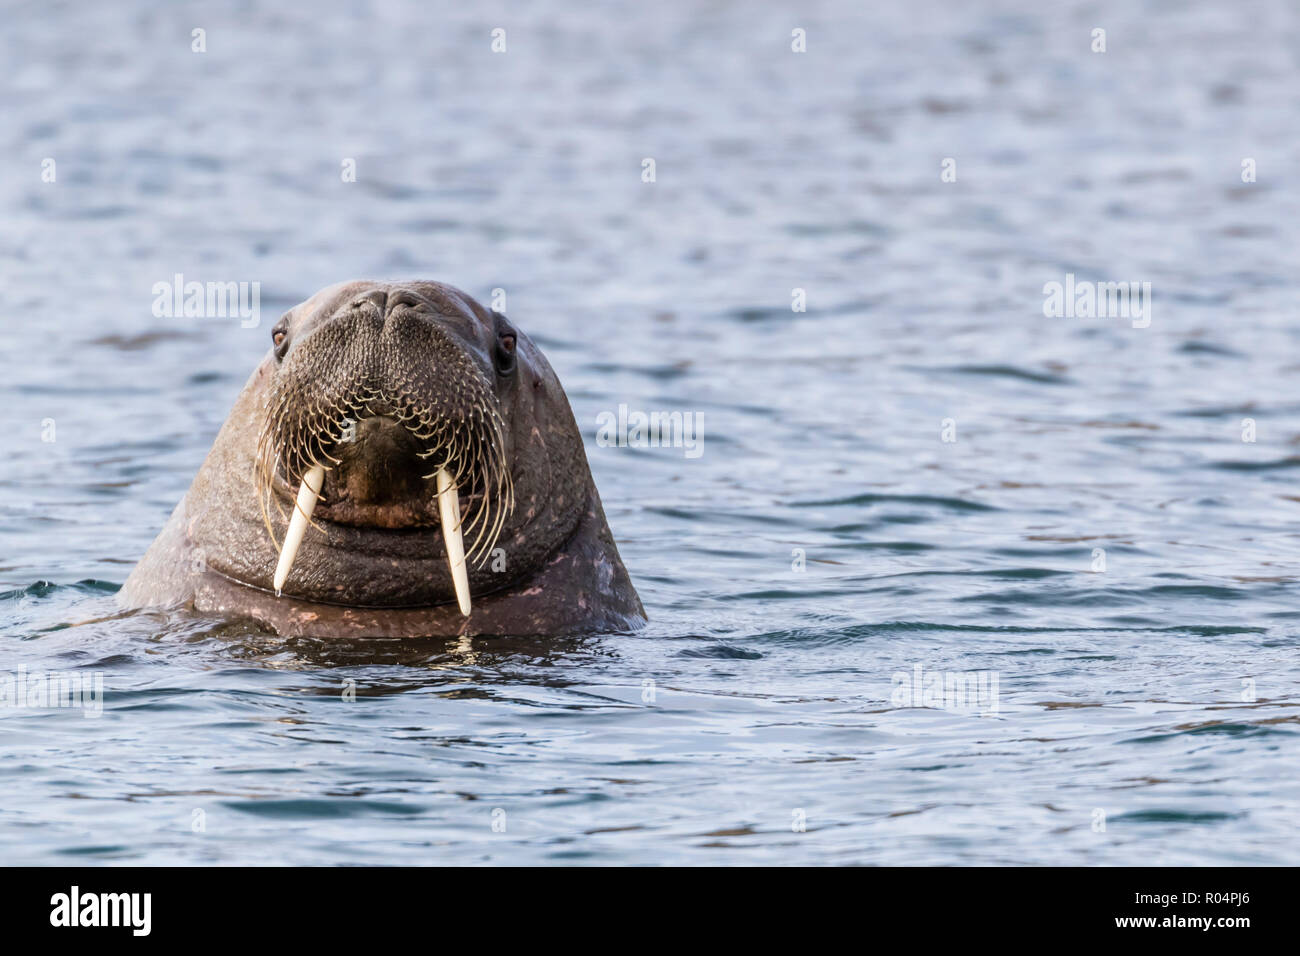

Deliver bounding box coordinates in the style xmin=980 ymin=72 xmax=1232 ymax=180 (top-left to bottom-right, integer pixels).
xmin=120 ymin=280 xmax=645 ymax=637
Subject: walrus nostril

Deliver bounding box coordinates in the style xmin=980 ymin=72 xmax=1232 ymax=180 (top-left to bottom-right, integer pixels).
xmin=385 ymin=290 xmax=424 ymax=315
xmin=351 ymin=289 xmax=388 ymax=312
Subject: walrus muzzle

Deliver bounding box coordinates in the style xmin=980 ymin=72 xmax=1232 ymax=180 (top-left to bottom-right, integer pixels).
xmin=255 ymin=293 xmax=513 ymax=614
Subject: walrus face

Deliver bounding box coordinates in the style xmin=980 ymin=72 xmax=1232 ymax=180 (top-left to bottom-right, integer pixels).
xmin=243 ymin=280 xmax=583 ymax=613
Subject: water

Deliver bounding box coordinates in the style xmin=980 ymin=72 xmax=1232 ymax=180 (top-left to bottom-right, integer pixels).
xmin=2 ymin=0 xmax=1299 ymax=864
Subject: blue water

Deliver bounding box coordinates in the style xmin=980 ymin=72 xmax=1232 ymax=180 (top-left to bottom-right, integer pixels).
xmin=3 ymin=0 xmax=1299 ymax=864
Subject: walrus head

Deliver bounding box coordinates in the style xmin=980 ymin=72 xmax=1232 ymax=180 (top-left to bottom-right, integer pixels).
xmin=186 ymin=280 xmax=593 ymax=613
xmin=121 ymin=278 xmax=644 ymax=637
xmin=256 ymin=282 xmax=519 ymax=614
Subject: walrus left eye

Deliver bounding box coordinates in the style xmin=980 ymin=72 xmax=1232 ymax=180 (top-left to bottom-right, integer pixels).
xmin=272 ymin=325 xmax=289 ymax=361
xmin=494 ymin=332 xmax=517 ymax=374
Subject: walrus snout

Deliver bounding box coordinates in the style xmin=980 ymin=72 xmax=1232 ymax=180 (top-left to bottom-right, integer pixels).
xmin=305 ymin=414 xmax=449 ymax=529
xmin=332 ymin=415 xmax=428 ymax=506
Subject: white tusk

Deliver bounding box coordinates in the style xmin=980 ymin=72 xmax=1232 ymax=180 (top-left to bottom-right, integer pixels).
xmin=436 ymin=467 xmax=471 ymax=617
xmin=273 ymin=463 xmax=325 ymax=596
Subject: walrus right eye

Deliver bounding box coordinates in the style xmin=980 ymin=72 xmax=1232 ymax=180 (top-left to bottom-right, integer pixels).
xmin=272 ymin=324 xmax=289 ymax=360
xmin=494 ymin=330 xmax=517 ymax=375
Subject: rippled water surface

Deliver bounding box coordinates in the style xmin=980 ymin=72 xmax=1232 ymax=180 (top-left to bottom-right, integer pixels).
xmin=3 ymin=0 xmax=1299 ymax=864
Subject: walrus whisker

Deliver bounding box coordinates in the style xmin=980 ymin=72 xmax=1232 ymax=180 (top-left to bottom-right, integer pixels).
xmin=467 ymin=492 xmax=492 ymax=563
xmin=484 ymin=469 xmax=511 ymax=565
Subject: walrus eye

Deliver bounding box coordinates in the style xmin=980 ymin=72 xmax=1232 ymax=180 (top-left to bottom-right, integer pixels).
xmin=272 ymin=326 xmax=289 ymax=360
xmin=494 ymin=332 xmax=516 ymax=374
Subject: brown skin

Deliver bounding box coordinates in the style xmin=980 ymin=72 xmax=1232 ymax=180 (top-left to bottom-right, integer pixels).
xmin=120 ymin=280 xmax=645 ymax=637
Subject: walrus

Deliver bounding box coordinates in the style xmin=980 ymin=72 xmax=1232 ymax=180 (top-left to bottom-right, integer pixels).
xmin=120 ymin=280 xmax=646 ymax=637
